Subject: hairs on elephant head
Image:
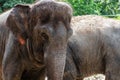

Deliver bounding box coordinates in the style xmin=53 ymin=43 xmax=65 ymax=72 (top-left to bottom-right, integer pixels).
xmin=6 ymin=0 xmax=73 ymax=45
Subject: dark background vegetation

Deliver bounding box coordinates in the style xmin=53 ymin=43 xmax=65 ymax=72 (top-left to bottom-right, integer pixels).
xmin=0 ymin=0 xmax=34 ymax=13
xmin=0 ymin=0 xmax=120 ymax=18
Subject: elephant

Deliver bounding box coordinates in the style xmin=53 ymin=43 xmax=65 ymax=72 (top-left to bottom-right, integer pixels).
xmin=0 ymin=0 xmax=73 ymax=80
xmin=63 ymin=15 xmax=120 ymax=80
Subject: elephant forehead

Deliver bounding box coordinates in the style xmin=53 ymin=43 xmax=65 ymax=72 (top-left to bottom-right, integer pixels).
xmin=31 ymin=1 xmax=72 ymax=20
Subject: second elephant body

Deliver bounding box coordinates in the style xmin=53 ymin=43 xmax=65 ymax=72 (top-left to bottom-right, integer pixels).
xmin=64 ymin=15 xmax=120 ymax=80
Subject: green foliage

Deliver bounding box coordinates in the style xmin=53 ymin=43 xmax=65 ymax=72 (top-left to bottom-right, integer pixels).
xmin=64 ymin=0 xmax=120 ymax=16
xmin=0 ymin=8 xmax=2 ymax=13
xmin=115 ymin=14 xmax=120 ymax=19
xmin=0 ymin=0 xmax=34 ymax=13
xmin=0 ymin=0 xmax=120 ymax=17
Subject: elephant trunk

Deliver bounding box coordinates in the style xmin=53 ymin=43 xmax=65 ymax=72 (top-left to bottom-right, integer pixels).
xmin=45 ymin=44 xmax=67 ymax=80
xmin=44 ymin=22 xmax=67 ymax=80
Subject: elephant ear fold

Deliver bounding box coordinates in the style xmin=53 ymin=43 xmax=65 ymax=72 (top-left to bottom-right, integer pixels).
xmin=6 ymin=4 xmax=30 ymax=45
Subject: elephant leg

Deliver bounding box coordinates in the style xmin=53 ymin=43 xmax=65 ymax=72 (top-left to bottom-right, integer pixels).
xmin=64 ymin=46 xmax=83 ymax=80
xmin=105 ymin=70 xmax=120 ymax=80
xmin=105 ymin=65 xmax=120 ymax=80
xmin=64 ymin=72 xmax=83 ymax=80
xmin=2 ymin=61 xmax=23 ymax=80
xmin=105 ymin=54 xmax=120 ymax=80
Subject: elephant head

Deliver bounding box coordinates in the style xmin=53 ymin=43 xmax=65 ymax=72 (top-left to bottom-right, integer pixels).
xmin=6 ymin=0 xmax=72 ymax=80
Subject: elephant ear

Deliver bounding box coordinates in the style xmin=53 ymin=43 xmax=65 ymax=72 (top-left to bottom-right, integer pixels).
xmin=6 ymin=4 xmax=30 ymax=45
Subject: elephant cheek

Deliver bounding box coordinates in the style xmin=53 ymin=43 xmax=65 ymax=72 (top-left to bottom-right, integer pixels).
xmin=45 ymin=45 xmax=67 ymax=80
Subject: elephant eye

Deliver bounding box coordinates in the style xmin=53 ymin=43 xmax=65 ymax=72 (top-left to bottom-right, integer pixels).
xmin=41 ymin=32 xmax=49 ymax=41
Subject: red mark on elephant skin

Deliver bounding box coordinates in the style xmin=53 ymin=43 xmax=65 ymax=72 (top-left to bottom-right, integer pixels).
xmin=18 ymin=36 xmax=25 ymax=45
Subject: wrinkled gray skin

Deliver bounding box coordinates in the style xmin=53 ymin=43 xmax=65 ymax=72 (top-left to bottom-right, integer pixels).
xmin=64 ymin=15 xmax=120 ymax=80
xmin=0 ymin=0 xmax=72 ymax=80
